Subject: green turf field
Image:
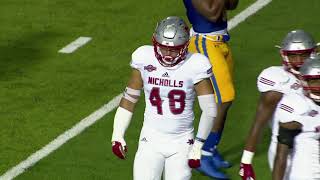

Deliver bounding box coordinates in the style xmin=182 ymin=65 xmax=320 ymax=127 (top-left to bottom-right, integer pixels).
xmin=0 ymin=0 xmax=319 ymax=179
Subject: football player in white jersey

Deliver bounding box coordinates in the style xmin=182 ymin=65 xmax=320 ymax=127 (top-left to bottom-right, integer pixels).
xmin=273 ymin=55 xmax=320 ymax=180
xmin=239 ymin=30 xmax=317 ymax=180
xmin=111 ymin=16 xmax=218 ymax=180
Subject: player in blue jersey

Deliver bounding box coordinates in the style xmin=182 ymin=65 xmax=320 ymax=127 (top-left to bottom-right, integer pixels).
xmin=183 ymin=0 xmax=238 ymax=179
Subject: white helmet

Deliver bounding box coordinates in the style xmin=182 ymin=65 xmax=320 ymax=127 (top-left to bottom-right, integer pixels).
xmin=280 ymin=30 xmax=316 ymax=75
xmin=152 ymin=16 xmax=190 ymax=67
xmin=300 ymin=55 xmax=320 ymax=102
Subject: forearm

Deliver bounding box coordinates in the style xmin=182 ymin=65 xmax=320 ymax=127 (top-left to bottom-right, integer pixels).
xmin=272 ymin=145 xmax=288 ymax=180
xmin=111 ymin=105 xmax=133 ymax=142
xmin=196 ymin=110 xmax=215 ymax=140
xmin=244 ymin=121 xmax=267 ymax=152
xmin=244 ymin=92 xmax=283 ymax=152
xmin=273 ymin=123 xmax=301 ymax=179
xmin=195 ymin=94 xmax=217 ymax=140
xmin=272 ymin=158 xmax=287 ymax=180
xmin=241 ymin=121 xmax=266 ymax=165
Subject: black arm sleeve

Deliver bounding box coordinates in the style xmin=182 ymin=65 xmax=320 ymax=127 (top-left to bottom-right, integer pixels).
xmin=277 ymin=126 xmax=301 ymax=149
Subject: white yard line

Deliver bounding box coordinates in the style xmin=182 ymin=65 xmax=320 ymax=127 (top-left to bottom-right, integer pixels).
xmin=228 ymin=0 xmax=272 ymax=30
xmin=0 ymin=0 xmax=272 ymax=179
xmin=58 ymin=37 xmax=92 ymax=54
xmin=0 ymin=94 xmax=122 ymax=180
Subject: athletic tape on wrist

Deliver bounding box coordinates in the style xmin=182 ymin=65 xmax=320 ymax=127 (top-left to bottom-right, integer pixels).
xmin=241 ymin=150 xmax=255 ymax=164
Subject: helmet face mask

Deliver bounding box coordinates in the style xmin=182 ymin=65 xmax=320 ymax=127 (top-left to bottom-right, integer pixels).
xmin=299 ymin=55 xmax=320 ymax=102
xmin=280 ymin=30 xmax=316 ymax=75
xmin=152 ymin=16 xmax=190 ymax=68
xmin=282 ymin=50 xmax=314 ymax=74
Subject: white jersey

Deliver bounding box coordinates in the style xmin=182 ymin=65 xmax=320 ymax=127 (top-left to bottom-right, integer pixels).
xmin=274 ymin=93 xmax=320 ymax=179
xmin=130 ymin=45 xmax=212 ymax=135
xmin=257 ymin=66 xmax=303 ymax=143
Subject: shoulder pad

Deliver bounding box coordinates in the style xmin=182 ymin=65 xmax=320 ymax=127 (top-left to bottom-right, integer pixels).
xmin=257 ymin=66 xmax=290 ymax=93
xmin=130 ymin=45 xmax=154 ymax=70
xmin=189 ymin=53 xmax=212 ymax=69
xmin=187 ymin=53 xmax=212 ymax=84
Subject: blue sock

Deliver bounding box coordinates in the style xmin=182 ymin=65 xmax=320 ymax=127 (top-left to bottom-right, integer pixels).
xmin=202 ymin=132 xmax=222 ymax=153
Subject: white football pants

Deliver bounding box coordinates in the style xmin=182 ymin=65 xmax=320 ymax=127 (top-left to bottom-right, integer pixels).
xmin=134 ymin=126 xmax=193 ymax=180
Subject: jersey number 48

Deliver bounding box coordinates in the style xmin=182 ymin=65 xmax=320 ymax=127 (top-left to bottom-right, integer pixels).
xmin=149 ymin=87 xmax=186 ymax=115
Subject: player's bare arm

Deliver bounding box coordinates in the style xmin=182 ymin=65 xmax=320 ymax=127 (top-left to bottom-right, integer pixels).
xmin=239 ymin=91 xmax=282 ymax=180
xmin=272 ymin=143 xmax=289 ymax=180
xmin=240 ymin=30 xmax=317 ymax=180
xmin=244 ymin=91 xmax=283 ymax=152
xmin=195 ymin=78 xmax=215 ymax=95
xmin=191 ymin=0 xmax=225 ymax=22
xmin=272 ymin=122 xmax=301 ymax=180
xmin=225 ymin=0 xmax=239 ymax=10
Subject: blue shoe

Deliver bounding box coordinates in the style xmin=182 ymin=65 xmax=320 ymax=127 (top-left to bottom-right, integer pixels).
xmin=212 ymin=149 xmax=232 ymax=169
xmin=197 ymin=155 xmax=229 ymax=179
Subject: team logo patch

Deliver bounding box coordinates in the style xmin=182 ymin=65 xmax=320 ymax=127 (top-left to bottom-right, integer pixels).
xmin=259 ymin=77 xmax=275 ymax=86
xmin=308 ymin=110 xmax=318 ymax=117
xmin=140 ymin=137 xmax=148 ymax=142
xmin=279 ymin=104 xmax=294 ymax=113
xmin=187 ymin=139 xmax=194 ymax=145
xmin=144 ymin=65 xmax=157 ymax=72
xmin=207 ymin=68 xmax=212 ymax=74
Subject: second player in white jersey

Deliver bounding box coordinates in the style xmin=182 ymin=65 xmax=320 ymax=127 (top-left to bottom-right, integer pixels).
xmin=272 ymin=55 xmax=320 ymax=180
xmin=274 ymin=93 xmax=320 ymax=180
xmin=239 ymin=30 xmax=317 ymax=180
xmin=257 ymin=66 xmax=303 ymax=169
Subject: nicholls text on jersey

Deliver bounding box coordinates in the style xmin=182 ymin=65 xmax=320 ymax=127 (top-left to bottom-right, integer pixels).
xmin=148 ymin=77 xmax=183 ymax=88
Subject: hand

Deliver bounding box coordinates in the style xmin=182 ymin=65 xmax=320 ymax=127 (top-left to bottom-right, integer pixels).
xmin=187 ymin=139 xmax=204 ymax=168
xmin=112 ymin=139 xmax=127 ymax=159
xmin=239 ymin=163 xmax=256 ymax=180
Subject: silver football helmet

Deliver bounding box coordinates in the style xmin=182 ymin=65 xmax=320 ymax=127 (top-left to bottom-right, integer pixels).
xmin=300 ymin=55 xmax=320 ymax=102
xmin=280 ymin=30 xmax=317 ymax=75
xmin=152 ymin=16 xmax=190 ymax=67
